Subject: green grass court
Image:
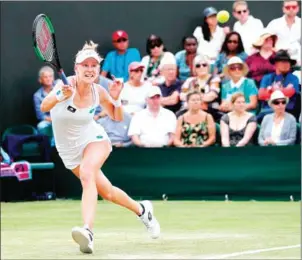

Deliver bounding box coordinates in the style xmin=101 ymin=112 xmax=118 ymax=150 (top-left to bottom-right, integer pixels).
xmin=1 ymin=200 xmax=300 ymax=259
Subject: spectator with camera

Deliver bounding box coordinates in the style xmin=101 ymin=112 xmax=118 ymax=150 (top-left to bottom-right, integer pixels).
xmin=179 ymin=55 xmax=221 ymax=121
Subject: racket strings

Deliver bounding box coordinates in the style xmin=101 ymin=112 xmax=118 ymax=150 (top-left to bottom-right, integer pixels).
xmin=35 ymin=18 xmax=55 ymax=61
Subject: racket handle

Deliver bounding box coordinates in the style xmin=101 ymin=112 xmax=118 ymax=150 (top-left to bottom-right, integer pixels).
xmin=58 ymin=70 xmax=69 ymax=85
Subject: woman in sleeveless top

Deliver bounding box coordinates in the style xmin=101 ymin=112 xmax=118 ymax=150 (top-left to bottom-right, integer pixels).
xmin=179 ymin=54 xmax=221 ymax=121
xmin=174 ymin=91 xmax=216 ymax=147
xmin=41 ymin=41 xmax=160 ymax=254
xmin=220 ymin=93 xmax=257 ymax=147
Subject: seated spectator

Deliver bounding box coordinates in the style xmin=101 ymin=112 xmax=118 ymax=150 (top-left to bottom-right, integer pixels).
xmin=220 ymin=93 xmax=257 ymax=147
xmin=93 ymin=74 xmax=113 ymax=120
xmin=193 ymin=7 xmax=229 ymax=64
xmin=128 ymin=86 xmax=177 ymax=147
xmin=175 ymin=35 xmax=198 ymax=81
xmin=98 ymin=112 xmax=132 ymax=147
xmin=119 ymin=62 xmax=152 ymax=116
xmin=179 ymin=55 xmax=221 ymax=121
xmin=33 ymin=66 xmax=56 ymax=146
xmin=258 ymin=90 xmax=297 ymax=146
xmin=219 ymin=57 xmax=258 ymax=115
xmin=174 ymin=91 xmax=216 ymax=147
xmin=101 ymin=30 xmax=141 ymax=81
xmin=246 ymin=32 xmax=277 ymax=87
xmin=214 ymin=32 xmax=248 ymax=81
xmin=158 ymin=59 xmax=182 ymax=114
xmin=258 ymin=50 xmax=300 ymax=121
xmin=232 ymin=0 xmax=264 ymax=55
xmin=141 ymin=35 xmax=175 ymax=86
xmin=266 ymin=0 xmax=301 ymax=66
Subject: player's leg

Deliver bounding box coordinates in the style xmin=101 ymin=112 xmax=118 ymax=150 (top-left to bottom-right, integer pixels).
xmin=95 ymin=170 xmax=161 ymax=239
xmin=70 ymin=141 xmax=110 ymax=254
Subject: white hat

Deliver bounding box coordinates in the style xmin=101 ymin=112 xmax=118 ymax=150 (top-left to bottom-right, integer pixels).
xmin=147 ymin=86 xmax=162 ymax=98
xmin=223 ymin=56 xmax=249 ymax=77
xmin=75 ymin=49 xmax=102 ymax=64
xmin=268 ymin=90 xmax=289 ymax=107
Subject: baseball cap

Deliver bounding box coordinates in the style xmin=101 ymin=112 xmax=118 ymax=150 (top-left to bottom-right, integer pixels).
xmin=128 ymin=62 xmax=145 ymax=72
xmin=193 ymin=54 xmax=210 ymax=66
xmin=75 ymin=49 xmax=102 ymax=64
xmin=203 ymin=7 xmax=218 ymax=17
xmin=147 ymin=86 xmax=162 ymax=98
xmin=112 ymin=30 xmax=129 ymax=41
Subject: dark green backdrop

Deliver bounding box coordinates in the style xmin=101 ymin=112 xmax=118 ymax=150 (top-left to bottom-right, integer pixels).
xmin=0 ymin=1 xmax=295 ymax=132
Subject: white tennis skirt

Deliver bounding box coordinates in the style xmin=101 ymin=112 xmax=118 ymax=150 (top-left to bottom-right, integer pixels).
xmin=56 ymin=124 xmax=112 ymax=170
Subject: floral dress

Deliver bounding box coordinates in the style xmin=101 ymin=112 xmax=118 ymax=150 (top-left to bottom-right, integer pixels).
xmin=180 ymin=114 xmax=209 ymax=145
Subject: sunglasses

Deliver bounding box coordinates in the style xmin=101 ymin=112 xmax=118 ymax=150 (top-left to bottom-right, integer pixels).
xmin=236 ymin=9 xmax=247 ymax=14
xmin=130 ymin=69 xmax=143 ymax=73
xmin=229 ymin=64 xmax=243 ymax=71
xmin=115 ymin=38 xmax=128 ymax=43
xmin=285 ymin=5 xmax=298 ymax=10
xmin=195 ymin=63 xmax=208 ymax=68
xmin=227 ymin=40 xmax=238 ymax=44
xmin=272 ymin=100 xmax=286 ymax=105
xmin=150 ymin=43 xmax=162 ymax=49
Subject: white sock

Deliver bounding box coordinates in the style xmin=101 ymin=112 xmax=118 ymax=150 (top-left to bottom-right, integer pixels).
xmin=83 ymin=224 xmax=90 ymax=230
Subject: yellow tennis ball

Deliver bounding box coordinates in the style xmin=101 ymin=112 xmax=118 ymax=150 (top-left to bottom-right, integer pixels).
xmin=217 ymin=10 xmax=230 ymax=24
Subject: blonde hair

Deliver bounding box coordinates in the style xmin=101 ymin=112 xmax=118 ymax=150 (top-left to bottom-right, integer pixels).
xmin=75 ymin=40 xmax=102 ymax=61
xmin=231 ymin=92 xmax=245 ymax=104
xmin=233 ymin=0 xmax=248 ymax=11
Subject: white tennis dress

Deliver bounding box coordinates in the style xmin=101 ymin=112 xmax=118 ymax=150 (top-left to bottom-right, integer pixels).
xmin=50 ymin=82 xmax=111 ymax=170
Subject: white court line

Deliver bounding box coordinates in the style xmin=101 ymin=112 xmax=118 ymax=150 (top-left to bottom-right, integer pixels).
xmin=207 ymin=244 xmax=301 ymax=259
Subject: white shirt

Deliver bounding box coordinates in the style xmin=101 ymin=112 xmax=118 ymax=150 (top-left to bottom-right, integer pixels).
xmin=233 ymin=16 xmax=264 ymax=55
xmin=128 ymin=107 xmax=177 ymax=147
xmin=266 ymin=15 xmax=301 ymax=64
xmin=193 ymin=26 xmax=225 ymax=62
xmin=271 ymin=119 xmax=284 ymax=143
xmin=119 ymin=82 xmax=152 ymax=115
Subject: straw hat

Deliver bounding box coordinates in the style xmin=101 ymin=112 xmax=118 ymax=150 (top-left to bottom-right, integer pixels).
xmin=222 ymin=56 xmax=249 ymax=77
xmin=252 ymin=33 xmax=278 ymax=49
xmin=268 ymin=90 xmax=289 ymax=107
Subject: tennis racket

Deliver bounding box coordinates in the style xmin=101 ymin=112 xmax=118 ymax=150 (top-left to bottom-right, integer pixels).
xmin=32 ymin=14 xmax=69 ymax=85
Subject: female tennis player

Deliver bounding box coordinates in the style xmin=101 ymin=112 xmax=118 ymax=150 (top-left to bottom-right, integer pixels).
xmin=40 ymin=41 xmax=160 ymax=254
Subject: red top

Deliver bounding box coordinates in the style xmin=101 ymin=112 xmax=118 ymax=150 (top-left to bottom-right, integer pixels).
xmin=246 ymin=52 xmax=275 ymax=85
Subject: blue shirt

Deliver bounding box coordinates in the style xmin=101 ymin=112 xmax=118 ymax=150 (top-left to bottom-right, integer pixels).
xmin=102 ymin=48 xmax=141 ymax=81
xmin=97 ymin=113 xmax=132 ymax=146
xmin=33 ymin=86 xmax=52 ymax=121
xmin=215 ymin=52 xmax=248 ymax=74
xmin=175 ymin=50 xmax=191 ymax=81
xmin=260 ymin=72 xmax=300 ymax=113
xmin=221 ymin=77 xmax=258 ymax=114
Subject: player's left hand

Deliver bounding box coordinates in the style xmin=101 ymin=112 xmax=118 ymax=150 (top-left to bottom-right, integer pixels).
xmin=109 ymin=79 xmax=123 ymax=100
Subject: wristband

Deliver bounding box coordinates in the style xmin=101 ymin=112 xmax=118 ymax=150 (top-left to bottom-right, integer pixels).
xmin=111 ymin=98 xmax=122 ymax=107
xmin=55 ymin=88 xmax=65 ymax=101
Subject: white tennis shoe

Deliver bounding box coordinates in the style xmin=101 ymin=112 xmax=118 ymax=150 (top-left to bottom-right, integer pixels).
xmin=71 ymin=226 xmax=94 ymax=254
xmin=139 ymin=200 xmax=160 ymax=239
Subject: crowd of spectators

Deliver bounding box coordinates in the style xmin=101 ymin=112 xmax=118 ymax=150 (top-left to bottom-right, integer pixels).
xmin=33 ymin=0 xmax=301 ymax=148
